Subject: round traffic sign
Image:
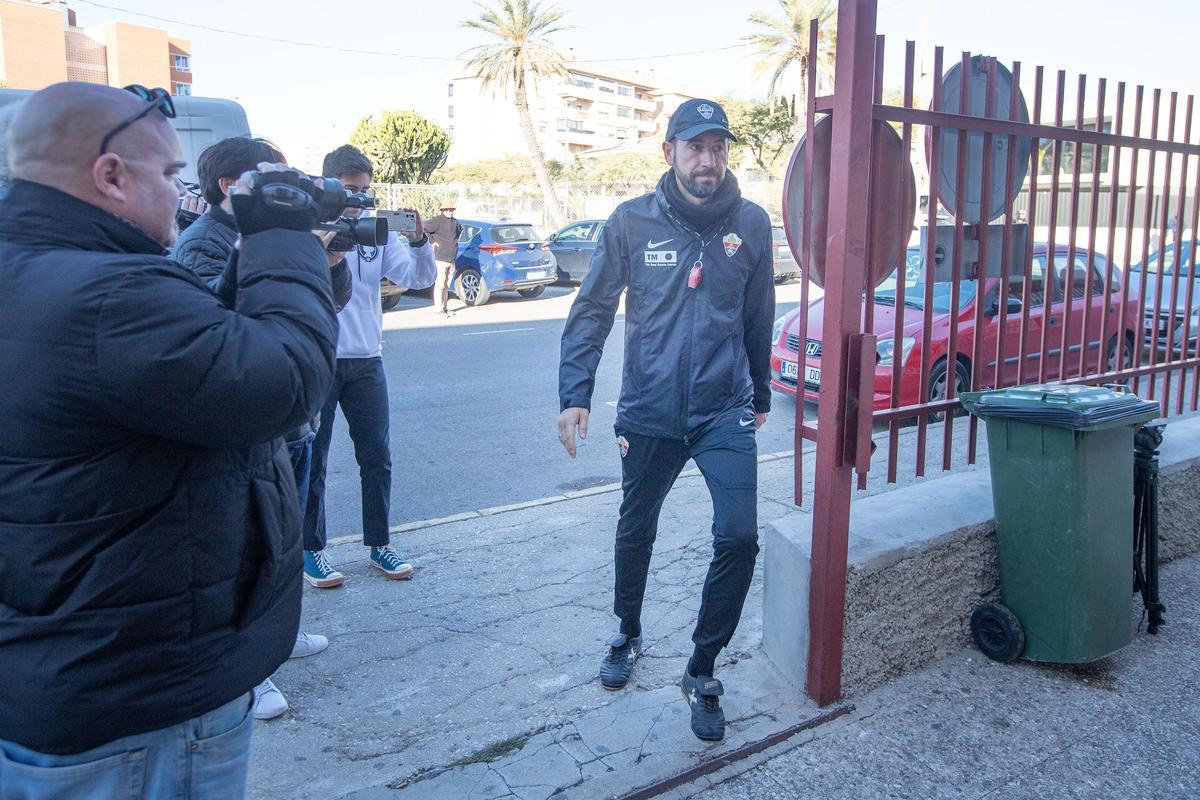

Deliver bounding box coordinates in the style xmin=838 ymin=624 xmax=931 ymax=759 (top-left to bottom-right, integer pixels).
xmin=928 ymin=56 xmax=1032 ymax=224
xmin=782 ymin=114 xmax=917 ymax=290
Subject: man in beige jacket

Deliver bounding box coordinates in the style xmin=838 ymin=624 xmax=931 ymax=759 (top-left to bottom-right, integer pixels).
xmin=424 ymin=204 xmax=462 ymax=316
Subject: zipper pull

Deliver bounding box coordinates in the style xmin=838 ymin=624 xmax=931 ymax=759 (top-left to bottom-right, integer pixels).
xmin=688 ymin=261 xmax=703 ymax=289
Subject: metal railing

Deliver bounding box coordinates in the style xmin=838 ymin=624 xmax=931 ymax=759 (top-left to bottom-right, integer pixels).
xmin=788 ymin=0 xmax=1199 ymax=706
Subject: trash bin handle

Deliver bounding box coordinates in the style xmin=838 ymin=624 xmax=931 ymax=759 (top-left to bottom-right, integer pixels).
xmin=1103 ymin=383 xmax=1132 ymax=395
xmin=1039 ymin=392 xmax=1070 ymax=404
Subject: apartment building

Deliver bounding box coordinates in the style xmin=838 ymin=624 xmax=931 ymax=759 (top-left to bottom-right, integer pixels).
xmin=0 ymin=0 xmax=192 ymax=96
xmin=446 ymin=63 xmax=695 ymax=164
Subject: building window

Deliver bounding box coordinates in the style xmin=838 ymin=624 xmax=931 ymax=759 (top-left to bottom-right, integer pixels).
xmin=448 ymin=125 xmax=455 ymax=137
xmin=448 ymin=105 xmax=454 ymax=119
xmin=173 ymin=55 xmax=190 ymax=72
xmin=447 ymin=83 xmax=454 ymax=97
xmin=557 ymin=118 xmax=584 ymax=133
xmin=569 ymin=73 xmax=594 ymax=89
xmin=616 ymin=106 xmax=631 ymax=118
xmin=598 ymin=82 xmax=614 ymax=94
xmin=617 ymin=85 xmax=632 ymax=97
xmin=173 ymin=82 xmax=192 ymax=96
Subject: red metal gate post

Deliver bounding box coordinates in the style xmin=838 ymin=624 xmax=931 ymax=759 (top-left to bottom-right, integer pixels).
xmin=805 ymin=0 xmax=879 ymax=706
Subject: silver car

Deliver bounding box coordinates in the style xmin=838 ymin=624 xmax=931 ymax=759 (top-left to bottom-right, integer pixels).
xmin=1128 ymin=240 xmax=1200 ymax=356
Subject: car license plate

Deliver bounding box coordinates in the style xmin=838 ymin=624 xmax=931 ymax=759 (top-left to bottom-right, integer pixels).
xmin=781 ymin=360 xmax=799 ymax=380
xmin=527 ymin=270 xmax=546 ymax=279
xmin=805 ymin=366 xmax=821 ymax=385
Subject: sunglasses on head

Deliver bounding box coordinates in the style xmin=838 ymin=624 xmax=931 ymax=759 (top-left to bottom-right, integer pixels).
xmin=98 ymin=85 xmax=176 ymax=156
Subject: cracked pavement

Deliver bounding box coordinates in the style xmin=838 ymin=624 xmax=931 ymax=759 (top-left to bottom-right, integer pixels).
xmin=249 ymin=454 xmax=824 ymax=800
xmin=250 ymin=416 xmax=1005 ymax=799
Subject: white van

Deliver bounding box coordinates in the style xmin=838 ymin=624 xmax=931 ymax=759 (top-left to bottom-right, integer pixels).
xmin=0 ymin=89 xmax=251 ymax=184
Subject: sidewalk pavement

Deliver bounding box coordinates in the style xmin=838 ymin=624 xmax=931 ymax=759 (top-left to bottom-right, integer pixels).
xmin=250 ymin=450 xmax=828 ymax=800
xmin=687 ymin=550 xmax=1200 ymax=800
xmin=249 ymin=421 xmax=1197 ymax=799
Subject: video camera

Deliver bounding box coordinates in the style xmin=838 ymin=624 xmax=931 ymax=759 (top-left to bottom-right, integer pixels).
xmin=311 ymin=177 xmax=388 ymax=252
xmin=192 ymin=172 xmax=390 ymax=251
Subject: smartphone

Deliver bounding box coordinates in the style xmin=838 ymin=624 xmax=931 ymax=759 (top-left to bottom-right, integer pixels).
xmin=379 ymin=210 xmax=417 ymax=235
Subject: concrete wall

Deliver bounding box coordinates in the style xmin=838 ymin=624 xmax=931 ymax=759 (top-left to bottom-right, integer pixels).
xmin=0 ymin=0 xmax=68 ymax=89
xmin=764 ymin=415 xmax=1200 ymax=698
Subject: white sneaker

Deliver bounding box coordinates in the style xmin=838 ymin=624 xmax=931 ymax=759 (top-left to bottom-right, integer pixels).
xmin=252 ymin=678 xmax=288 ymax=720
xmin=290 ymin=632 xmax=329 ymax=659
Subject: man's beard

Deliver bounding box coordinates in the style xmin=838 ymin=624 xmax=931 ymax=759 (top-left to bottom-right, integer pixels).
xmin=677 ymin=167 xmax=722 ymax=199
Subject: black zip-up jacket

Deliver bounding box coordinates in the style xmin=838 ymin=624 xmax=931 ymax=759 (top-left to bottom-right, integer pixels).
xmin=0 ymin=179 xmax=337 ymax=754
xmin=171 ymin=205 xmax=352 ymax=444
xmin=559 ymin=179 xmax=774 ymax=439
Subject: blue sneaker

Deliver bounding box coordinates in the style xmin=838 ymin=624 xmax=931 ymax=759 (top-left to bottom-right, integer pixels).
xmin=370 ymin=546 xmax=414 ymax=580
xmin=303 ymin=549 xmax=346 ymax=588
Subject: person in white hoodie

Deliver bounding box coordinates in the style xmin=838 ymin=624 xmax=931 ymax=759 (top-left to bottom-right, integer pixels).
xmin=302 ymin=144 xmax=437 ymax=587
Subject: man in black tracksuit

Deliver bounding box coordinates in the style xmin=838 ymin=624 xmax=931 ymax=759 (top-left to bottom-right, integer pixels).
xmin=558 ymin=99 xmax=774 ymax=742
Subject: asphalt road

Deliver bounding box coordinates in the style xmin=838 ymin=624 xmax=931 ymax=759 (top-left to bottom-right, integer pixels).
xmin=318 ymin=279 xmax=1200 ymax=542
xmin=318 ymin=282 xmax=809 ymax=539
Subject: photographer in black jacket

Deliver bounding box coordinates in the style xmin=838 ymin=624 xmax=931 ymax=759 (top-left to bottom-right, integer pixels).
xmin=171 ymin=135 xmax=353 ymax=721
xmin=0 ymin=82 xmax=337 ymax=798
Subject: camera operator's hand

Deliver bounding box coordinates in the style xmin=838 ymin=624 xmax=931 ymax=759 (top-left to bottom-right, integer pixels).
xmin=180 ymin=193 xmax=208 ymax=218
xmin=230 ymin=163 xmax=326 ymax=236
xmin=315 ymin=230 xmax=346 ymax=268
xmin=401 ymin=208 xmax=424 ymax=244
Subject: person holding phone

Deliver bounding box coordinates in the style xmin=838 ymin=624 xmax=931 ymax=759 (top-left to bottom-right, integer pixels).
xmin=302 ymin=145 xmax=437 ymax=588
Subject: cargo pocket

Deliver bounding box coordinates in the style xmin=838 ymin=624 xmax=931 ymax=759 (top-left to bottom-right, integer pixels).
xmin=0 ymin=746 xmax=146 ymax=800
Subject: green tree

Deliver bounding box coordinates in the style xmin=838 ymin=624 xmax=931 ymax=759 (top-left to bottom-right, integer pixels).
xmin=461 ymin=0 xmax=571 ymax=229
xmin=350 ymin=109 xmax=450 ymax=184
xmin=722 ymin=96 xmax=796 ymax=181
xmin=568 ymin=153 xmax=662 ymax=186
xmin=743 ymin=0 xmax=837 ymax=133
xmin=436 ymin=155 xmax=543 ymax=190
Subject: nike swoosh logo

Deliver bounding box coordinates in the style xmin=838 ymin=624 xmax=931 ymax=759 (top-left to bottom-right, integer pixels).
xmin=739 ymin=418 xmax=756 ymax=427
xmin=647 ymin=239 xmax=673 ymax=248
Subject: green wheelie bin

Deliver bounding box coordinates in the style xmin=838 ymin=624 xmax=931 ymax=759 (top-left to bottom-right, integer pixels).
xmin=960 ymin=384 xmax=1160 ymax=664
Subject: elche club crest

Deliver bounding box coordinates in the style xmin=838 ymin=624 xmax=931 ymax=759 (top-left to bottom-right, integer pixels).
xmin=722 ymin=233 xmax=742 ymax=257
xmin=697 ymin=104 xmax=714 ymax=120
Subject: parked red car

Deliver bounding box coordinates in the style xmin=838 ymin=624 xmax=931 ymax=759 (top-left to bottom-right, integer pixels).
xmin=770 ymin=244 xmax=1140 ymax=411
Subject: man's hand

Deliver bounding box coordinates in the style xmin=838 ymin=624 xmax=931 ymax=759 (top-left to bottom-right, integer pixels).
xmin=755 ymin=412 xmax=768 ymax=429
xmin=558 ymin=407 xmax=589 ymax=459
xmin=403 ymin=208 xmax=424 ymax=244
xmin=315 ymin=229 xmax=344 ymax=267
xmin=180 ymin=193 xmax=208 ymax=218
xmin=231 ymin=163 xmax=325 ymax=236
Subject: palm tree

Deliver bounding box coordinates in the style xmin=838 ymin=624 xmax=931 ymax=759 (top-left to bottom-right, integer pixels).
xmin=743 ymin=0 xmax=838 ymax=134
xmin=461 ymin=0 xmax=570 ymax=229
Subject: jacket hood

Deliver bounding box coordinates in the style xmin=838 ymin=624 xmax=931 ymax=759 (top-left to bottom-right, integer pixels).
xmin=0 ymin=179 xmax=167 ymax=256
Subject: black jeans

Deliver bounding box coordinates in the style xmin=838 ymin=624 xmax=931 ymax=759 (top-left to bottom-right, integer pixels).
xmin=613 ymin=408 xmax=760 ymax=672
xmin=304 ymin=357 xmax=392 ymax=550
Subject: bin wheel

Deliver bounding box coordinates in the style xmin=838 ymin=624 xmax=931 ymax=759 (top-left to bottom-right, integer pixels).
xmin=970 ymin=603 xmax=1025 ymax=663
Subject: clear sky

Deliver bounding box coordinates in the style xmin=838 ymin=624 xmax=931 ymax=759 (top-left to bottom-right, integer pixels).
xmin=70 ymin=0 xmax=1200 ymax=173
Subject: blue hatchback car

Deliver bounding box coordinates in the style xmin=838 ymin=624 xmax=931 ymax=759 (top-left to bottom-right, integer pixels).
xmin=452 ymin=220 xmax=558 ymax=306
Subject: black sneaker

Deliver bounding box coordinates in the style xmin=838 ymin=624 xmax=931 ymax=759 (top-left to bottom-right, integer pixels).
xmin=599 ymin=633 xmax=641 ymax=690
xmin=680 ymin=671 xmax=725 ymax=741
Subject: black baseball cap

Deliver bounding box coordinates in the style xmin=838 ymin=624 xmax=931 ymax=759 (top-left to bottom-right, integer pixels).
xmin=665 ymin=98 xmax=737 ymax=142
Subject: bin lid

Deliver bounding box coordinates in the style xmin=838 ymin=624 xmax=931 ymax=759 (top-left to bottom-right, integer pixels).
xmin=960 ymin=384 xmax=1161 ymax=430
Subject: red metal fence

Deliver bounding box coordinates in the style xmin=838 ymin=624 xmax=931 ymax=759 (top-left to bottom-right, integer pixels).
xmin=786 ymin=0 xmax=1200 ymax=705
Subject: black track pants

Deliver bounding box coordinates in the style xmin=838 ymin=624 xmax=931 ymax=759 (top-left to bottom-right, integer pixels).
xmin=613 ymin=408 xmax=759 ymax=666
